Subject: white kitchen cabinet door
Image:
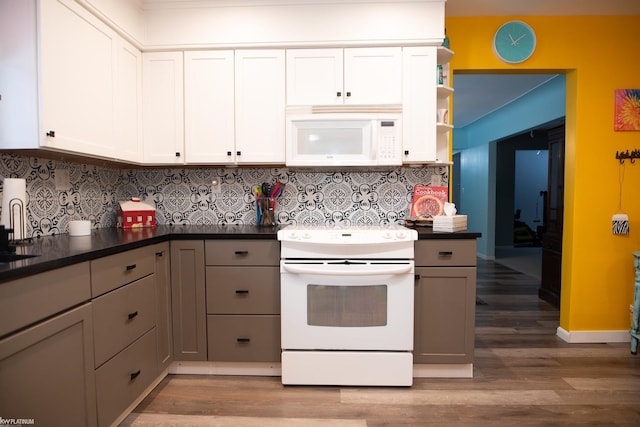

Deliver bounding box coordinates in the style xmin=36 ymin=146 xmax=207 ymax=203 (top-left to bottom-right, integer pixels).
xmin=184 ymin=50 xmax=235 ymax=164
xmin=343 ymin=47 xmax=402 ymax=105
xmin=286 ymin=49 xmax=343 ymax=106
xmin=234 ymin=50 xmax=285 ymax=164
xmin=285 ymin=47 xmax=401 ymax=106
xmin=115 ymin=38 xmax=143 ymax=163
xmin=39 ymin=0 xmax=118 ymax=159
xmin=1 ymin=0 xmax=141 ymax=162
xmin=143 ymin=51 xmax=185 ymax=165
xmin=402 ymin=46 xmax=438 ymax=163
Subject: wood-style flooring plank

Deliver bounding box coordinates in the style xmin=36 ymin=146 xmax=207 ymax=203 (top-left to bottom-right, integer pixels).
xmin=123 ymin=255 xmax=640 ymax=426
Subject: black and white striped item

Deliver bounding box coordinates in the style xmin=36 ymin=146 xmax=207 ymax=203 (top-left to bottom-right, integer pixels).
xmin=612 ymin=213 xmax=629 ymax=235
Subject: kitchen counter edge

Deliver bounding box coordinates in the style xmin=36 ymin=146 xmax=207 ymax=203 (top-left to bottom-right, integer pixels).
xmin=0 ymin=225 xmax=481 ymax=283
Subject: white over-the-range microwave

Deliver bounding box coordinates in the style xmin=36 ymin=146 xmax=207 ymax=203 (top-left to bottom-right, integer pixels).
xmin=285 ymin=106 xmax=402 ymax=167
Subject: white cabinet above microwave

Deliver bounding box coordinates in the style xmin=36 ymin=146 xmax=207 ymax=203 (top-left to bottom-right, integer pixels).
xmin=286 ymin=48 xmax=402 ymax=106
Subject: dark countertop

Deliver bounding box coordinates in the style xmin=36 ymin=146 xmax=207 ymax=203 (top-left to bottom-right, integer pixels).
xmin=0 ymin=224 xmax=480 ymax=283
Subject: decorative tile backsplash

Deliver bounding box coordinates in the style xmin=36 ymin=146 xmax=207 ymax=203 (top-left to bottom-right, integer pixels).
xmin=0 ymin=153 xmax=448 ymax=237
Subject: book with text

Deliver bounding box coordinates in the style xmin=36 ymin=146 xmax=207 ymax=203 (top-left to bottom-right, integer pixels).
xmin=410 ymin=185 xmax=448 ymax=217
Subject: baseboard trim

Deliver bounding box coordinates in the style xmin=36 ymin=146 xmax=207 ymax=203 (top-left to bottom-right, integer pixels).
xmin=557 ymin=327 xmax=631 ymax=343
xmin=168 ymin=361 xmax=474 ymax=379
xmin=169 ymin=361 xmax=282 ymax=376
xmin=413 ymin=363 xmax=473 ymax=378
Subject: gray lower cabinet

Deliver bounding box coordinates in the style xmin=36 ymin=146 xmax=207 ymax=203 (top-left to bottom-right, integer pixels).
xmin=205 ymin=240 xmax=281 ymax=362
xmin=0 ymin=263 xmax=96 ymax=426
xmin=90 ymin=245 xmax=160 ymax=426
xmin=170 ymin=240 xmax=207 ymax=360
xmin=153 ymin=242 xmax=173 ymax=371
xmin=414 ymin=239 xmax=477 ymax=364
xmin=94 ymin=329 xmax=158 ymax=426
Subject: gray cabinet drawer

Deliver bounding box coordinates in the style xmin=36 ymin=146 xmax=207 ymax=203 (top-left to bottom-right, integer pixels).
xmin=206 ymin=267 xmax=280 ymax=314
xmin=205 ymin=240 xmax=279 ymax=266
xmin=95 ymin=328 xmax=158 ymax=427
xmin=91 ymin=246 xmax=155 ymax=297
xmin=415 ymin=240 xmax=476 ymax=267
xmin=92 ymin=275 xmax=156 ymax=367
xmin=0 ymin=263 xmax=90 ymax=337
xmin=207 ymin=315 xmax=280 ymax=362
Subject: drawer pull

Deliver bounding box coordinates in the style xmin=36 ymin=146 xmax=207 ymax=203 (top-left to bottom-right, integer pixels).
xmin=438 ymin=251 xmax=454 ymax=257
xmin=235 ymin=290 xmax=249 ymax=295
xmin=127 ymin=311 xmax=138 ymax=320
xmin=414 ymin=274 xmax=421 ymax=280
xmin=126 ymin=264 xmax=137 ymax=271
xmin=234 ymin=251 xmax=249 ymax=256
xmin=130 ymin=370 xmax=141 ymax=381
xmin=236 ymin=337 xmax=251 ymax=343
xmin=155 ymin=251 xmax=165 ymax=257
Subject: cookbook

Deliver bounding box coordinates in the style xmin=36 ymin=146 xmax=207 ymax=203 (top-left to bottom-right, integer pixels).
xmin=410 ymin=185 xmax=448 ymax=217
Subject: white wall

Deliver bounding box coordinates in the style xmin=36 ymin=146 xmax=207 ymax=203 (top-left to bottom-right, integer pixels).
xmin=141 ymin=0 xmax=445 ymax=49
xmin=80 ymin=0 xmax=146 ymax=46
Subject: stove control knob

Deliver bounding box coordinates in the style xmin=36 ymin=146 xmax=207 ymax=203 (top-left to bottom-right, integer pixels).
xmin=288 ymin=231 xmax=298 ymax=240
xmin=383 ymin=231 xmax=393 ymax=239
xmin=302 ymin=232 xmax=312 ymax=239
xmin=395 ymin=230 xmax=407 ymax=240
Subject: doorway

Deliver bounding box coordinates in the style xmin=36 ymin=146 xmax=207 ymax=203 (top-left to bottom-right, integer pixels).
xmin=451 ymin=72 xmax=566 ymax=307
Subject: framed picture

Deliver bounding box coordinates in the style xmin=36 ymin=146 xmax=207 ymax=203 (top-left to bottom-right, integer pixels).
xmin=614 ymin=89 xmax=640 ymax=131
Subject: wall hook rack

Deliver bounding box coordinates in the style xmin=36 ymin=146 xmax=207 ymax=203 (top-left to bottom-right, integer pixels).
xmin=616 ymin=149 xmax=640 ymax=164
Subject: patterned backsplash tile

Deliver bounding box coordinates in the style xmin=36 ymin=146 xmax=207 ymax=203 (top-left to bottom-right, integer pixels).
xmin=0 ymin=153 xmax=448 ymax=237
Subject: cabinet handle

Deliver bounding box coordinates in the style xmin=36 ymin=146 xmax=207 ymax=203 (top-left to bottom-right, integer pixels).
xmin=414 ymin=274 xmax=421 ymax=280
xmin=126 ymin=264 xmax=137 ymax=271
xmin=155 ymin=251 xmax=164 ymax=257
xmin=227 ymin=151 xmax=232 ymax=156
xmin=337 ymin=91 xmax=342 ymax=97
xmin=235 ymin=289 xmax=249 ymax=295
xmin=234 ymin=250 xmax=249 ymax=256
xmin=128 ymin=311 xmax=139 ymax=320
xmin=236 ymin=337 xmax=251 ymax=343
xmin=236 ymin=151 xmax=241 ymax=156
xmin=346 ymin=91 xmax=351 ymax=97
xmin=404 ymin=150 xmax=410 ymax=155
xmin=130 ymin=370 xmax=141 ymax=381
xmin=46 ymin=130 xmax=55 ymax=138
xmin=438 ymin=251 xmax=453 ymax=256
xmin=175 ymin=152 xmax=181 ymax=157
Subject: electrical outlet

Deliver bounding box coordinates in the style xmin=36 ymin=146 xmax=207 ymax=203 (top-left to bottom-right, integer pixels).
xmin=55 ymin=168 xmax=70 ymax=190
xmin=211 ymin=179 xmax=221 ymax=194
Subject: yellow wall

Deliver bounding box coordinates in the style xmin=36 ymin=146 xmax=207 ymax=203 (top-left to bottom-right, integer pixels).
xmin=446 ymin=16 xmax=640 ymax=332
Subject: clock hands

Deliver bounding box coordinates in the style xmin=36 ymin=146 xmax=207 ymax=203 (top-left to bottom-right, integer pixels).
xmin=508 ymin=33 xmax=527 ymax=46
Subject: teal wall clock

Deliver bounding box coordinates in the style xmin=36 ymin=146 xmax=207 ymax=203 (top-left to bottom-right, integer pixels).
xmin=493 ymin=21 xmax=536 ymax=64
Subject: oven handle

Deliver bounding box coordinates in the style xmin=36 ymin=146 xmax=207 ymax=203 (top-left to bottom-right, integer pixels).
xmin=281 ymin=262 xmax=413 ymax=276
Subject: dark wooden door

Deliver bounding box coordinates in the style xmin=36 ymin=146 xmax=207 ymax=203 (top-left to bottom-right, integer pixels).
xmin=539 ymin=125 xmax=565 ymax=308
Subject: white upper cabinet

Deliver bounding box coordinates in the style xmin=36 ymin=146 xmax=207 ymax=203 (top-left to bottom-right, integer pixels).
xmin=286 ymin=47 xmax=402 ymax=106
xmin=286 ymin=49 xmax=343 ymax=106
xmin=402 ymin=46 xmax=437 ymax=163
xmin=0 ymin=0 xmax=142 ymax=162
xmin=184 ymin=50 xmax=235 ymax=165
xmin=115 ymin=38 xmax=143 ymax=163
xmin=142 ymin=51 xmax=185 ymax=165
xmin=234 ymin=50 xmax=285 ymax=164
xmin=40 ymin=0 xmax=116 ymax=158
xmin=343 ymin=48 xmax=402 ymax=105
xmin=402 ymin=46 xmax=453 ymax=164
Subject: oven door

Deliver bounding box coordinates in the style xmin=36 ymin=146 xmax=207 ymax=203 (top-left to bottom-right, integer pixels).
xmin=280 ymin=260 xmax=414 ymax=351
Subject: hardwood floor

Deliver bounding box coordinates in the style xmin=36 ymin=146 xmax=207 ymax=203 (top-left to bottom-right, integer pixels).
xmin=122 ymin=258 xmax=640 ymax=426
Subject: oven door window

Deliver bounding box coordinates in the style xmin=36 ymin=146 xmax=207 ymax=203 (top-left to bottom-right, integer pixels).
xmin=307 ymin=284 xmax=387 ymax=327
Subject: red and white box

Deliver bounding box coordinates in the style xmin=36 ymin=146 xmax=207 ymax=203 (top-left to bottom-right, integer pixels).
xmin=117 ymin=197 xmax=156 ymax=229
